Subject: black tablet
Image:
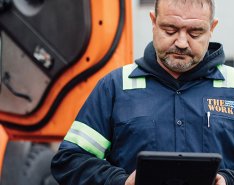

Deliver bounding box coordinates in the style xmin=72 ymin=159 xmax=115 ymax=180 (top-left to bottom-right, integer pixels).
xmin=135 ymin=151 xmax=222 ymax=185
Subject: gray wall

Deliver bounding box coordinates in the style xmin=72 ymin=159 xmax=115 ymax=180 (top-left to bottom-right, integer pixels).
xmin=132 ymin=0 xmax=234 ymax=60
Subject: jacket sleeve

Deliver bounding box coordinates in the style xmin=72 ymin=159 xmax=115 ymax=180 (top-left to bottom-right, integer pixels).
xmin=51 ymin=74 xmax=129 ymax=185
xmin=51 ymin=141 xmax=128 ymax=185
xmin=218 ymin=169 xmax=234 ymax=185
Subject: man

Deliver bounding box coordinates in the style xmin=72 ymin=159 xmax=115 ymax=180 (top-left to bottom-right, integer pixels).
xmin=51 ymin=0 xmax=234 ymax=184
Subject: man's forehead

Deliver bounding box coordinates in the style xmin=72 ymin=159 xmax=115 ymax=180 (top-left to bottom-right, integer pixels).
xmin=158 ymin=16 xmax=210 ymax=30
xmin=157 ymin=0 xmax=211 ymax=22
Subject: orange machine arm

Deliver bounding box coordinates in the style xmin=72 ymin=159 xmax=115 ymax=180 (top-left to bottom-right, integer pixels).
xmin=0 ymin=125 xmax=8 ymax=178
xmin=0 ymin=0 xmax=133 ymax=142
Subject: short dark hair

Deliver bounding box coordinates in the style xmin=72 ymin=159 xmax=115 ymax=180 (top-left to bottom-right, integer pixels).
xmin=154 ymin=0 xmax=215 ymax=21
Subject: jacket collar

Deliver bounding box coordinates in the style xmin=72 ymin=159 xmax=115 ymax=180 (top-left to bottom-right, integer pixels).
xmin=130 ymin=42 xmax=225 ymax=81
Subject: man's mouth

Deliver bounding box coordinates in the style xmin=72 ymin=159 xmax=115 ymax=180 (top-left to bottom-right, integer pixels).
xmin=171 ymin=53 xmax=187 ymax=59
xmin=167 ymin=50 xmax=193 ymax=58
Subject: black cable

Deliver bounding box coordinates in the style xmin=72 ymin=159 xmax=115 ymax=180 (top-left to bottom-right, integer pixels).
xmin=3 ymin=72 xmax=32 ymax=102
xmin=0 ymin=0 xmax=12 ymax=12
xmin=25 ymin=0 xmax=44 ymax=6
xmin=0 ymin=0 xmax=125 ymax=131
xmin=0 ymin=32 xmax=2 ymax=93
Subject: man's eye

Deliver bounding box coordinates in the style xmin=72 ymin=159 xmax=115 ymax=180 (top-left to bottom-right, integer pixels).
xmin=189 ymin=32 xmax=201 ymax=38
xmin=165 ymin=30 xmax=176 ymax=35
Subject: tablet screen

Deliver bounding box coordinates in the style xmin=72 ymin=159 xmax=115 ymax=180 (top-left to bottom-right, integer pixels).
xmin=135 ymin=151 xmax=222 ymax=185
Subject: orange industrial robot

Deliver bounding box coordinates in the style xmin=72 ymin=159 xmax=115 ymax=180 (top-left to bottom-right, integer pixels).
xmin=0 ymin=0 xmax=133 ymax=184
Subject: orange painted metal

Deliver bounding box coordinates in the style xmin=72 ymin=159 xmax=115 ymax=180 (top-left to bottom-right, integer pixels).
xmin=0 ymin=125 xmax=8 ymax=176
xmin=0 ymin=0 xmax=133 ymax=141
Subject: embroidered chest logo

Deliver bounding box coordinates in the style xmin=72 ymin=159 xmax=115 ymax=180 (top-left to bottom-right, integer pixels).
xmin=207 ymin=98 xmax=234 ymax=115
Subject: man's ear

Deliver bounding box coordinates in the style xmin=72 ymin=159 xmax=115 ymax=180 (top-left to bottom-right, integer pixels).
xmin=150 ymin=11 xmax=156 ymax=26
xmin=210 ymin=19 xmax=218 ymax=33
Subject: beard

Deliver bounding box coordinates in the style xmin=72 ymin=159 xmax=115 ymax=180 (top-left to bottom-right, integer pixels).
xmin=160 ymin=55 xmax=198 ymax=72
xmin=157 ymin=47 xmax=200 ymax=73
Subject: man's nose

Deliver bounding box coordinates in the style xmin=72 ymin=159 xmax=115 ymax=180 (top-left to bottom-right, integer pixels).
xmin=175 ymin=32 xmax=189 ymax=49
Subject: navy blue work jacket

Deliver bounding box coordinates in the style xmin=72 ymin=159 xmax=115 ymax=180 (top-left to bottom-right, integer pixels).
xmin=51 ymin=42 xmax=234 ymax=185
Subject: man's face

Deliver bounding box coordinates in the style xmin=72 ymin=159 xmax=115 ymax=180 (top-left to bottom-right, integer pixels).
xmin=150 ymin=0 xmax=218 ymax=74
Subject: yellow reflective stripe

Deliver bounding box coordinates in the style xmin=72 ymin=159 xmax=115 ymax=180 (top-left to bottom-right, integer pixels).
xmin=214 ymin=65 xmax=234 ymax=88
xmin=122 ymin=64 xmax=146 ymax=90
xmin=64 ymin=131 xmax=104 ymax=159
xmin=64 ymin=121 xmax=111 ymax=159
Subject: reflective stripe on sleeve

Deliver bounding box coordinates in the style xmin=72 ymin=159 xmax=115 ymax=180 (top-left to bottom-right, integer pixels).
xmin=214 ymin=65 xmax=234 ymax=88
xmin=123 ymin=64 xmax=146 ymax=90
xmin=64 ymin=121 xmax=111 ymax=159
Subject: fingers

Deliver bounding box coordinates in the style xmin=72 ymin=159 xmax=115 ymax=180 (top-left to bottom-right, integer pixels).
xmin=215 ymin=174 xmax=226 ymax=185
xmin=125 ymin=170 xmax=136 ymax=185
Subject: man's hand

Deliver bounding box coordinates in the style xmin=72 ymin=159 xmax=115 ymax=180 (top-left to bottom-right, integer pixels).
xmin=125 ymin=170 xmax=136 ymax=185
xmin=215 ymin=174 xmax=226 ymax=185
